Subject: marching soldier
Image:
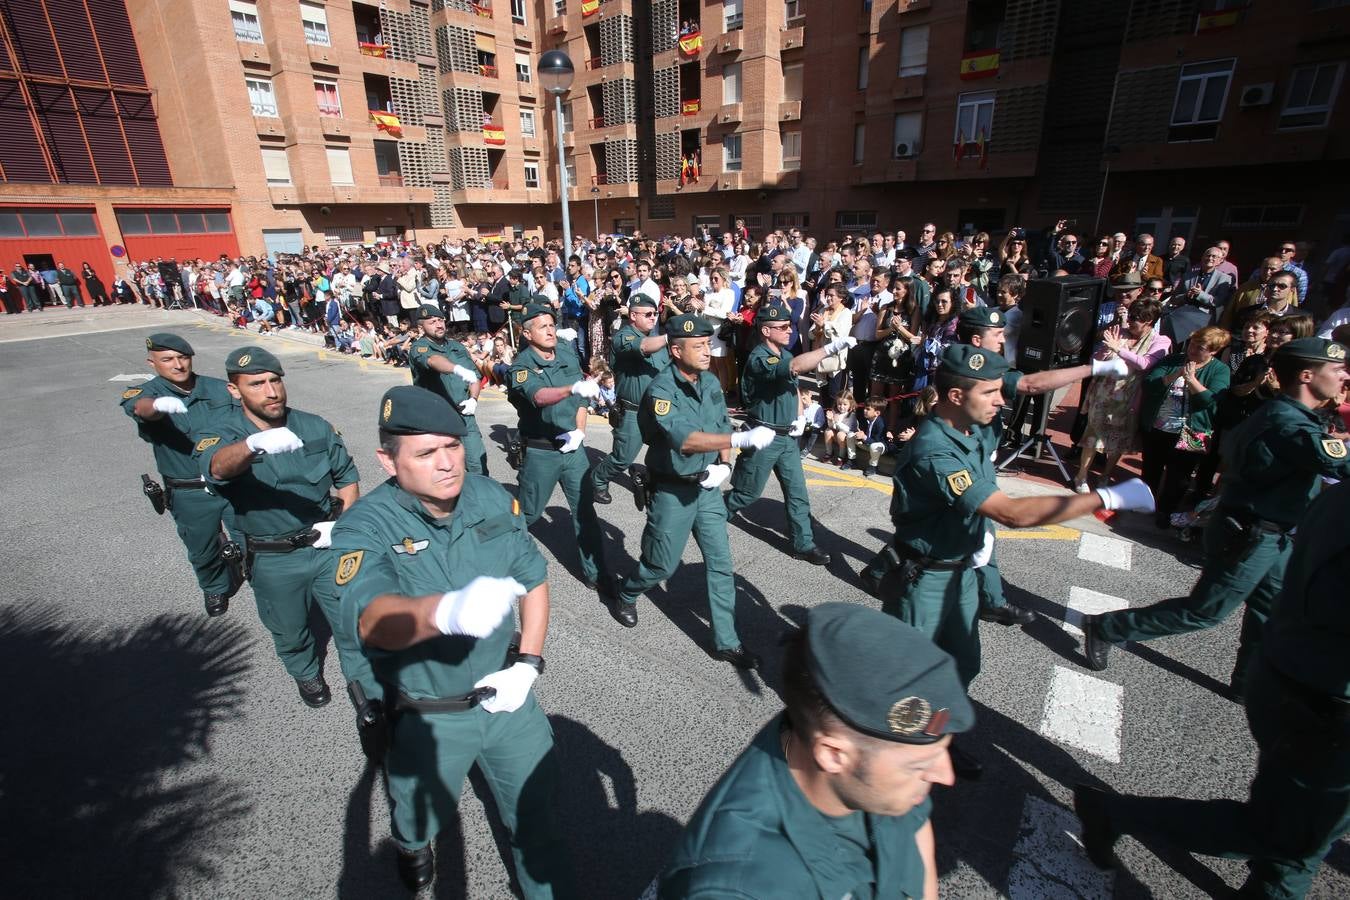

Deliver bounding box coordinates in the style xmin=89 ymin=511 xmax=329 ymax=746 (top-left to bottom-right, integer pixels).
xmin=332 ymin=385 xmax=574 ymax=896
xmin=507 ymin=304 xmax=609 ymax=588
xmin=194 ymin=346 xmax=369 ymax=710
xmin=120 ymin=333 xmax=238 ymax=617
xmin=1083 ymin=337 xmax=1350 ymax=693
xmin=660 ymin=603 xmax=973 ymax=898
xmin=600 ymin=313 xmax=774 ymax=670
xmin=407 ymin=303 xmax=489 ymax=475
xmin=879 ymin=344 xmax=1155 ymax=776
xmin=723 ymin=299 xmax=853 ymax=565
xmin=588 ymin=293 xmax=669 ymax=504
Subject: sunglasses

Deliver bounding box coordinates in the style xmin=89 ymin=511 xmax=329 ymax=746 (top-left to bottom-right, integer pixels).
xmin=1281 ymin=247 xmax=1296 ymax=253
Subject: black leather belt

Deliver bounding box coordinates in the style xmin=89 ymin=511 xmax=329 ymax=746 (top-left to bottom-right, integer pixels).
xmin=894 ymin=541 xmax=966 ymax=571
xmin=523 ymin=437 xmax=558 ymax=451
xmin=1221 ymin=508 xmax=1295 ymax=534
xmin=748 ymin=418 xmax=793 ymax=436
xmin=246 ymin=529 xmax=320 ymax=553
xmin=651 ymin=472 xmax=705 ymax=490
xmin=386 ymin=685 xmax=496 ymax=713
xmin=164 ymin=476 xmax=207 ymax=489
xmin=619 ymin=399 xmax=639 ymax=411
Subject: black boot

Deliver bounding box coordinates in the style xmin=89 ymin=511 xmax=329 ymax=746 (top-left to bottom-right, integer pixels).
xmin=397 ymin=845 xmax=435 ymax=891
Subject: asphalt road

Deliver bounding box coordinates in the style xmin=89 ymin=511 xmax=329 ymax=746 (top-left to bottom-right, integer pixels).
xmin=1 ymin=307 xmax=1346 ymax=899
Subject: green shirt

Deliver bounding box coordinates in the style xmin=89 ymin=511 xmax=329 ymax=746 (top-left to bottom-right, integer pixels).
xmin=1219 ymin=393 xmax=1350 ymax=525
xmin=740 ymin=342 xmax=798 ymax=428
xmin=890 ymin=415 xmax=999 ymax=562
xmin=507 ymin=341 xmax=587 ymax=439
xmin=409 ymin=335 xmax=478 ymax=407
xmin=119 ymin=374 xmax=235 ymax=480
xmin=660 ymin=715 xmax=929 ymax=900
xmin=608 ymin=324 xmax=669 ymax=406
xmin=195 ymin=407 xmax=357 ymax=539
xmin=639 ymin=364 xmax=731 ymax=479
xmin=330 ymin=475 xmax=546 ymax=699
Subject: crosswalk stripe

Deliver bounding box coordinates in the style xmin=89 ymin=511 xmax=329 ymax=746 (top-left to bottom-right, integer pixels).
xmin=1062 ymin=586 xmax=1130 ymax=636
xmin=1078 ymin=532 xmax=1132 ymax=570
xmin=1039 ymin=665 xmax=1124 ymax=763
xmin=1008 ymin=795 xmax=1114 ymax=899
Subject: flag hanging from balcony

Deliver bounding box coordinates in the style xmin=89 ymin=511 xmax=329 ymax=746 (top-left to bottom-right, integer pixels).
xmin=976 ymin=128 xmax=988 ymax=169
xmin=483 ymin=125 xmax=506 ymax=145
xmin=679 ymin=31 xmax=702 ymax=57
xmin=581 ymin=0 xmax=600 ymax=16
xmin=1195 ymin=9 xmax=1241 ymax=32
xmin=959 ymin=50 xmax=1000 ymax=81
xmin=359 ymin=42 xmax=390 ymax=58
xmin=472 ymin=2 xmax=491 ymax=17
xmin=370 ymin=111 xmax=404 ymax=138
xmin=953 ymin=129 xmax=965 ymax=162
xmin=682 ymin=99 xmax=701 ymax=116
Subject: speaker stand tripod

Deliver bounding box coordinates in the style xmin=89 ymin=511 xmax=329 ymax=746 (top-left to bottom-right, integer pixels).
xmin=997 ymin=393 xmax=1071 ymax=484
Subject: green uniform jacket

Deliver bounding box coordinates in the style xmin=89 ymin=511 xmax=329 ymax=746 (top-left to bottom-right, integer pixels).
xmin=660 ymin=715 xmax=929 ymax=900
xmin=1139 ymin=353 xmax=1230 ymax=434
xmin=120 ymin=375 xmax=235 ymax=479
xmin=332 ymin=475 xmax=546 ymax=699
xmin=740 ymin=343 xmax=797 ymax=427
xmin=508 ymin=342 xmax=587 ymax=439
xmin=609 ymin=324 xmax=669 ymax=406
xmin=408 ymin=335 xmax=478 ymax=406
xmin=639 ymin=365 xmax=731 ymax=479
xmin=890 ymin=415 xmax=998 ymax=562
xmin=1219 ymin=394 xmax=1350 ymax=525
xmin=195 ymin=407 xmax=357 ymax=538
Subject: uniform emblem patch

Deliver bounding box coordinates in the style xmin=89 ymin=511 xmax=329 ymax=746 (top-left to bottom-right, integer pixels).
xmin=512 ymin=498 xmax=520 ymax=516
xmin=887 ymin=697 xmax=932 ymax=737
xmin=968 ymin=354 xmax=985 ymax=371
xmin=946 ymin=469 xmax=973 ymax=496
xmin=515 ymin=370 xmax=529 ymax=384
xmin=382 ymin=398 xmax=393 ymax=422
xmin=237 ymin=354 xmax=251 ymax=367
xmin=195 ymin=436 xmax=220 ymax=452
xmin=766 ymin=356 xmax=780 ymax=365
xmin=989 ymin=311 xmax=1001 ymax=325
xmin=653 ymin=398 xmax=672 ymax=416
xmin=144 ymin=338 xmax=154 ymax=350
xmin=335 ymin=550 xmax=363 ymax=585
xmin=392 ymin=537 xmax=430 ymax=555
xmin=122 ymin=388 xmax=143 ymax=399
xmin=1328 ymin=344 xmax=1346 ymax=360
xmin=417 ymin=346 xmax=429 ymax=353
xmin=682 ymin=320 xmax=694 ymax=333
xmin=1323 ymin=438 xmax=1347 ymax=459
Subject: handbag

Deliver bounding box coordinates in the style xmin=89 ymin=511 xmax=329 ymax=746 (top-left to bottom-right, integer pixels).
xmin=717 ymin=318 xmax=741 ymax=342
xmin=1174 ymin=390 xmax=1211 ymax=453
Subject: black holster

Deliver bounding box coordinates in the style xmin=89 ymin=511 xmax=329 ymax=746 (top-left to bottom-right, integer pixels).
xmin=860 ymin=545 xmax=903 ymax=597
xmin=1219 ymin=516 xmax=1262 ymax=565
xmin=628 ymin=464 xmax=650 ymax=512
xmin=220 ymin=538 xmax=251 ymax=584
xmin=506 ymin=429 xmax=524 ymax=470
xmin=142 ymin=474 xmax=166 ymax=515
xmin=347 ymin=681 xmax=389 ymax=762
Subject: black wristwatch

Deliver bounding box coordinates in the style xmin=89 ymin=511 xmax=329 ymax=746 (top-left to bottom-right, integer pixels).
xmin=515 ymin=653 xmax=546 ymax=675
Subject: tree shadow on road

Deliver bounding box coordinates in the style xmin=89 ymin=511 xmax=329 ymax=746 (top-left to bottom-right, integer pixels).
xmin=0 ymin=604 xmax=253 ymax=897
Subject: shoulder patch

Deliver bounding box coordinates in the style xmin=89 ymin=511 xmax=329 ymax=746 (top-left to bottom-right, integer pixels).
xmin=335 ymin=550 xmax=363 ymax=586
xmin=946 ymin=469 xmax=973 ymax=496
xmin=623 ymin=334 xmax=635 ymax=345
xmin=515 ymin=369 xmax=529 ymax=384
xmin=653 ymin=398 xmax=672 ymax=416
xmin=417 ymin=346 xmax=429 ymax=353
xmin=195 ymin=436 xmax=221 ymax=452
xmin=512 ymin=498 xmax=521 ymax=516
xmin=766 ymin=356 xmax=780 ymax=366
xmin=1323 ymin=438 xmax=1347 ymax=459
xmin=122 ymin=388 xmax=143 ymax=400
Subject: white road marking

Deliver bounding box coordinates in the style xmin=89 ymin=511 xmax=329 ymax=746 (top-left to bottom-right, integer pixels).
xmin=108 ymin=373 xmax=152 ymax=382
xmin=1040 ymin=666 xmax=1123 ymax=763
xmin=1062 ymin=586 xmax=1130 ymax=636
xmin=1008 ymin=795 xmax=1114 ymax=900
xmin=1078 ymin=532 xmax=1132 ymax=570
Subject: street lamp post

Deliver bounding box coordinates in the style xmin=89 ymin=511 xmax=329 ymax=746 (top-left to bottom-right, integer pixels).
xmin=539 ymin=50 xmax=575 ymax=255
xmin=590 ymin=186 xmax=600 ymax=240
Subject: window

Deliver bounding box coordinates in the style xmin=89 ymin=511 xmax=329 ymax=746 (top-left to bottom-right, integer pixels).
xmin=524 ymin=162 xmax=540 ymax=188
xmin=230 ymin=0 xmax=262 ymax=42
xmin=724 ymin=0 xmax=744 ymax=32
xmin=554 ymin=0 xmax=567 ymax=15
xmin=1 ymin=208 xmax=100 ymax=237
xmin=1280 ymin=61 xmax=1344 ymax=129
xmin=246 ymin=76 xmax=277 ymax=117
xmin=300 ymin=2 xmax=330 ymax=45
xmin=261 ymin=147 xmax=292 ymax=185
xmin=520 ymin=108 xmax=536 ymax=137
xmin=781 ymin=130 xmax=801 ymax=170
xmin=1223 ymin=204 xmax=1304 ymax=228
xmin=836 ymin=210 xmax=878 ymax=231
xmin=692 ymin=214 xmax=721 ymax=233
xmin=722 ymin=62 xmax=742 ymax=104
xmin=325 ymin=227 xmax=362 ymax=244
xmin=314 ymin=78 xmax=342 ymax=117
xmin=511 ymin=0 xmax=527 ymax=24
xmin=785 ymin=0 xmax=803 ymax=22
xmin=783 ymin=63 xmax=803 ymax=102
xmin=326 ymin=147 xmax=354 ymax=185
xmin=893 ymin=111 xmax=922 ymax=157
xmin=115 ymin=208 xmax=232 ymax=235
xmin=954 ymin=90 xmax=994 ymax=141
xmin=1169 ymin=59 xmax=1234 ymax=142
xmin=772 ymin=212 xmax=810 ymax=229
xmin=730 ymin=213 xmax=763 ymax=233
xmin=899 ymin=25 xmax=928 ymax=77
xmin=515 ymin=51 xmax=532 ymax=83
xmin=857 ymin=47 xmax=870 ymax=91
xmin=852 ymin=123 xmax=865 ymax=164
xmin=1134 ymin=206 xmax=1199 ymax=246
xmin=561 ymin=102 xmax=574 ymax=132
xmin=723 ymin=133 xmax=742 ymax=172
xmin=565 ymin=155 xmax=577 ymax=186
xmin=374 ymin=140 xmax=401 ymax=179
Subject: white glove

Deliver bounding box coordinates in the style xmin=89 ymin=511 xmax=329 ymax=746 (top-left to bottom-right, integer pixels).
xmin=556 ymin=429 xmax=585 ymax=453
xmin=452 ymin=364 xmax=478 ymax=384
xmin=245 ymin=427 xmax=304 ymax=454
xmin=555 ymin=327 xmax=578 ymax=341
xmin=824 ymin=336 xmax=858 ymax=356
xmin=432 ymin=575 xmax=525 ymax=637
xmin=473 ymin=662 xmax=539 ymax=714
xmin=970 ymin=527 xmax=995 ymax=568
xmin=1096 ymin=478 xmax=1156 ymax=513
xmin=731 ymin=426 xmax=776 ymax=451
xmin=310 ymin=521 xmax=335 ymax=549
xmin=700 ymin=463 xmax=731 ymax=489
xmin=152 ymin=396 xmax=188 ymax=415
xmin=571 ymin=379 xmax=601 ymax=400
xmin=787 ymin=417 xmax=807 ymax=437
xmin=1092 ymin=357 xmax=1130 ymax=378
xmin=459 ymin=398 xmax=478 ymax=416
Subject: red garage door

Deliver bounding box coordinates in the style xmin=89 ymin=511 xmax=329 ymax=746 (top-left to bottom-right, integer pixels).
xmin=115 ymin=207 xmax=240 ymax=265
xmin=0 ymin=207 xmax=113 ymax=300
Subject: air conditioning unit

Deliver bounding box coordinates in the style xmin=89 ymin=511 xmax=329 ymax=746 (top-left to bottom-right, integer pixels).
xmin=1240 ymin=83 xmax=1275 ymax=108
xmin=895 ymin=142 xmax=915 ymax=158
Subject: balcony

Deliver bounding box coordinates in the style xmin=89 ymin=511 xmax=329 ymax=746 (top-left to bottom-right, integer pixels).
xmin=479 ymin=64 xmax=499 ymax=78
xmin=717 ymin=102 xmax=742 ymax=124
xmin=717 ymin=30 xmax=743 ymax=54
xmin=237 ymin=41 xmax=270 ymax=65
xmin=780 ymin=23 xmax=805 ymax=51
xmin=378 ymin=173 xmax=404 ymax=188
xmin=307 ymin=42 xmax=338 ymax=66
xmin=584 ymin=56 xmax=604 ymax=70
xmin=778 ymin=101 xmax=801 ymax=122
xmin=358 ymin=41 xmax=391 ymax=59
xmin=892 ymin=75 xmax=925 ymax=100
xmin=320 ymin=116 xmax=351 ymax=137
xmin=546 ymin=17 xmax=567 ymax=35
xmin=588 ymin=115 xmax=606 ymax=129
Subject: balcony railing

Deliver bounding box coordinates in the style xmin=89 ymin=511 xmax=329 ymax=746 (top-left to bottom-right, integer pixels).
xmin=479 ymin=64 xmax=499 ymax=78
xmin=588 ymin=115 xmax=606 ymax=129
xmin=358 ymin=41 xmax=391 ymax=58
xmin=318 ymin=103 xmax=343 ymax=117
xmin=251 ymin=101 xmax=278 ymax=117
xmin=378 ymin=173 xmax=404 ymax=187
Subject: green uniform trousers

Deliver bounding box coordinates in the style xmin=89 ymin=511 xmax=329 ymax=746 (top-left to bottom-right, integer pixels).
xmin=882 ymin=565 xmax=981 ymax=689
xmin=723 ymin=435 xmax=816 ymax=553
xmin=462 ymin=416 xmax=488 ymax=476
xmin=977 ymin=547 xmax=1007 ymax=611
xmin=518 ymin=445 xmax=606 ymax=583
xmin=1102 ymin=653 xmax=1350 ymax=899
xmin=1096 ymin=519 xmax=1290 ymax=689
xmin=169 ymin=486 xmax=236 ymax=597
xmin=619 ymin=482 xmax=741 ymax=652
xmin=250 ymin=544 xmax=377 ymax=692
xmin=385 ymin=696 xmax=575 ymax=899
xmin=589 ymin=407 xmax=642 ymax=491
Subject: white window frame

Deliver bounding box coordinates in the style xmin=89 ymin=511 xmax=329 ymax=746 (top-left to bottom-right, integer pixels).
xmin=724 ymin=0 xmax=744 ymax=32
xmin=524 ymin=161 xmax=540 ymax=188
xmin=261 ymin=146 xmax=292 ymax=185
xmin=780 ymin=130 xmax=801 ymax=170
xmin=785 ymin=0 xmax=803 ymax=23
xmin=899 ymin=25 xmax=928 ymax=78
xmin=554 ymin=0 xmax=567 ymax=16
xmin=722 ymin=62 xmax=742 ymax=105
xmin=892 ymin=111 xmax=922 ymax=157
xmin=314 ymin=77 xmax=342 ymax=117
xmin=515 ymin=52 xmax=532 ymax=83
xmin=954 ymin=90 xmax=994 ymax=141
xmin=1279 ymin=61 xmax=1345 ymax=130
xmin=511 ymin=0 xmax=527 ymax=25
xmin=519 ymin=108 xmax=536 ymax=137
xmin=300 ymin=2 xmax=330 ymax=46
xmin=1171 ymin=59 xmax=1236 ymax=126
xmin=326 ymin=147 xmax=354 ymax=185
xmin=852 ymin=122 xmax=865 ymax=164
xmin=723 ymin=133 xmax=742 ymax=172
xmin=857 ymin=46 xmax=869 ymax=91
xmin=230 ymin=0 xmax=263 ymax=43
xmin=246 ymin=76 xmax=277 ymax=118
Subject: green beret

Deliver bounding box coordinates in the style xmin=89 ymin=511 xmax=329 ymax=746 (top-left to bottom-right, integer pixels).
xmin=378 ymin=385 xmax=467 ymax=437
xmin=755 ymin=301 xmax=792 ymax=325
xmin=666 ymin=313 xmax=714 ymax=338
xmin=225 ymin=345 xmax=284 ymax=376
xmin=957 ymin=306 xmax=1005 ymax=331
xmin=806 ymin=603 xmax=974 ymax=745
xmin=145 ymin=332 xmax=194 ymax=356
xmin=1274 ymin=337 xmax=1348 ymax=365
xmin=521 ymin=304 xmax=557 ymax=326
xmin=938 ymin=343 xmax=1008 ymax=381
xmin=531 ymin=292 xmax=553 ymax=305
xmin=628 ymin=293 xmax=659 ymax=310
xmin=418 ymin=303 xmax=444 ymax=320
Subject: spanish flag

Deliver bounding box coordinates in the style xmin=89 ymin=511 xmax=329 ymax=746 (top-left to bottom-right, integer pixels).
xmin=472 ymin=2 xmax=491 ymax=17
xmin=959 ymin=50 xmax=1000 ymax=81
xmin=581 ymin=0 xmax=599 ymax=17
xmin=358 ymin=42 xmax=389 ymax=58
xmin=681 ymin=98 xmax=701 ymax=115
xmin=483 ymin=126 xmax=506 ymax=145
xmin=678 ymin=31 xmax=702 ymax=57
xmin=369 ymin=110 xmax=403 ymax=138
xmin=1195 ymin=9 xmax=1241 ymax=32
